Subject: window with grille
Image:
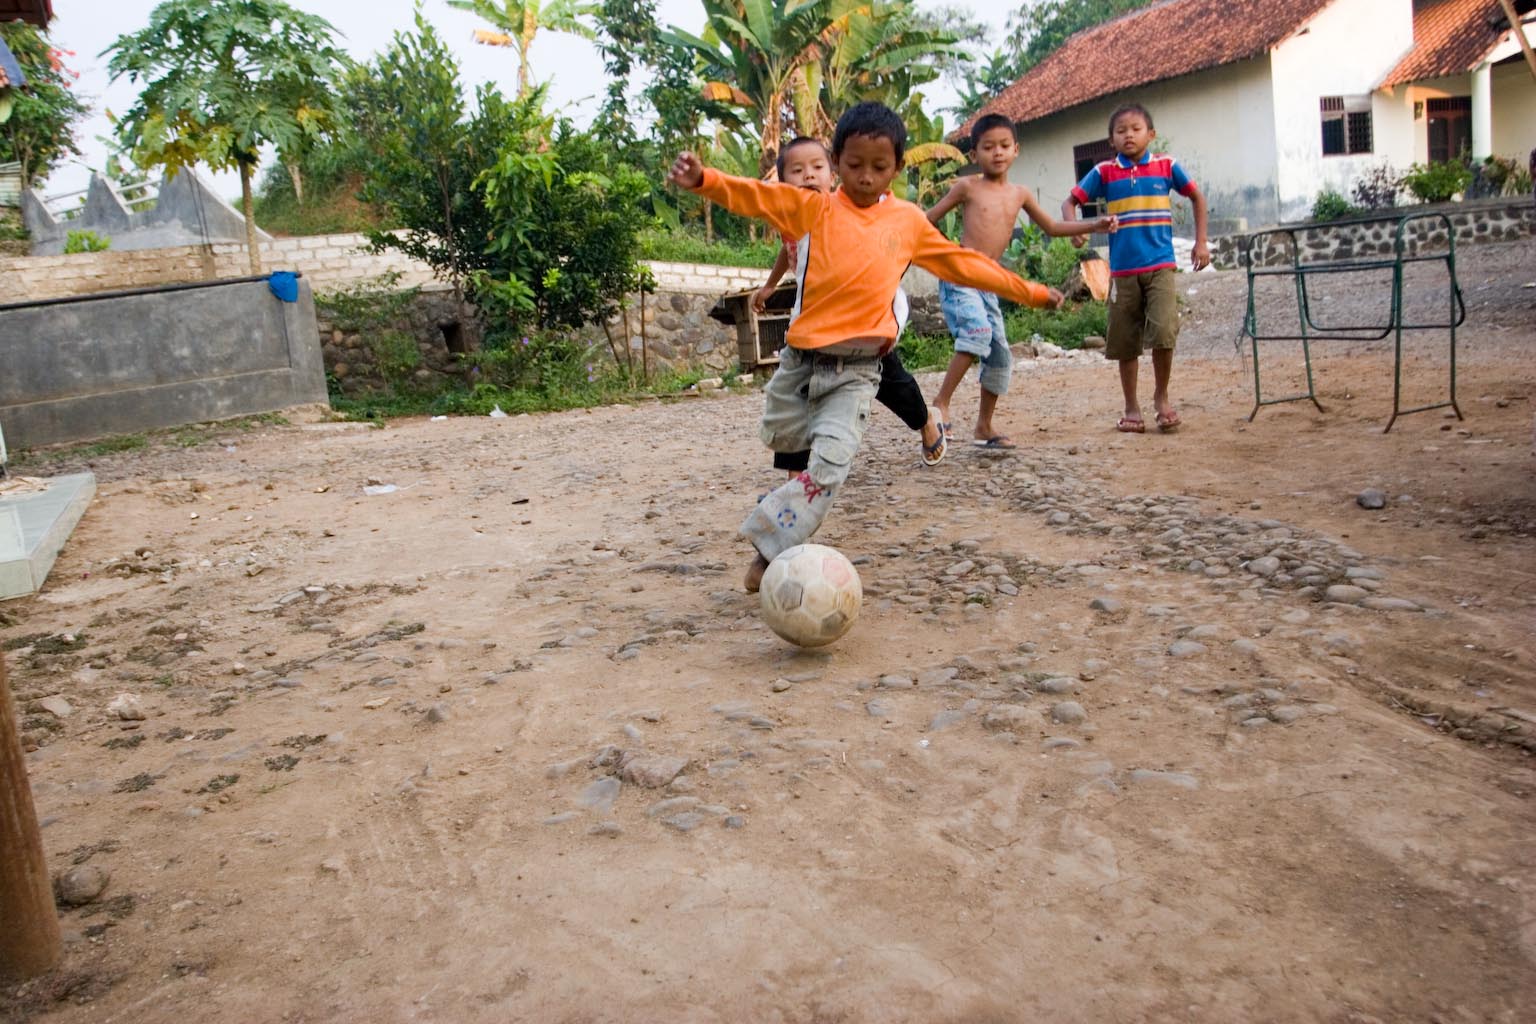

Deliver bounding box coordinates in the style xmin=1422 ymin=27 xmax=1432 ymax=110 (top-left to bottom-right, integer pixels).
xmin=1320 ymin=96 xmax=1373 ymax=156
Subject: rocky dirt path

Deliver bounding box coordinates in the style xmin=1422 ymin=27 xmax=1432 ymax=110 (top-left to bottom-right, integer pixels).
xmin=2 ymin=240 xmax=1533 ymax=1023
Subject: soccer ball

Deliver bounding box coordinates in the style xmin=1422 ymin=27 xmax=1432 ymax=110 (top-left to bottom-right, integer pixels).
xmin=759 ymin=543 xmax=862 ymax=647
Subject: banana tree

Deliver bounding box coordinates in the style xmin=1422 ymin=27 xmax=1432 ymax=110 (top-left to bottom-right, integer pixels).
xmin=450 ymin=0 xmax=599 ymax=97
xmin=663 ymin=0 xmax=846 ymax=175
xmin=665 ymin=0 xmax=963 ymax=175
xmin=814 ymin=0 xmax=962 ymax=129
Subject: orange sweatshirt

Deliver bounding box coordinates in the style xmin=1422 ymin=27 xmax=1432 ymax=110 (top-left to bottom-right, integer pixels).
xmin=693 ymin=168 xmax=1052 ymax=351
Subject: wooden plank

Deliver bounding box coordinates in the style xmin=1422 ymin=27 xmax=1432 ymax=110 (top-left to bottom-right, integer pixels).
xmin=0 ymin=652 xmax=61 ymax=980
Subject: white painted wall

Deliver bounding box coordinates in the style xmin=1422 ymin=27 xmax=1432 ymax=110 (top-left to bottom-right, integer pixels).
xmin=1268 ymin=0 xmax=1416 ymax=219
xmin=1491 ymin=59 xmax=1536 ymax=160
xmin=1008 ymin=58 xmax=1279 ymax=233
xmin=1394 ymin=74 xmax=1471 ymax=165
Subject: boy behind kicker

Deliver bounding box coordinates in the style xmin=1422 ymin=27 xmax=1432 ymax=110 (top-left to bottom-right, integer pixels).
xmin=926 ymin=113 xmax=1116 ymax=449
xmin=668 ymin=102 xmax=1062 ymax=592
xmin=1061 ymin=102 xmax=1209 ymax=433
xmin=755 ymin=136 xmax=947 ymax=470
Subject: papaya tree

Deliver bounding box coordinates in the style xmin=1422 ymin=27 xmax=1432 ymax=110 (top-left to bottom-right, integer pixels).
xmin=104 ymin=0 xmax=350 ymax=273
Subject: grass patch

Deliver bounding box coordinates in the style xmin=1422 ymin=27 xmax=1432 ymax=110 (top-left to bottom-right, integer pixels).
xmin=1004 ymin=300 xmax=1107 ymax=350
xmin=253 ymin=180 xmax=389 ymax=237
xmin=328 ymin=365 xmax=737 ymax=423
xmin=896 ymin=299 xmax=1106 ymax=370
xmin=637 ymin=229 xmax=778 ymax=269
xmin=895 ymin=332 xmax=955 ymax=372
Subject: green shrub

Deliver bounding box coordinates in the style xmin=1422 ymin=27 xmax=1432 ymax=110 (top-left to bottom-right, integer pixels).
xmin=1310 ymin=188 xmax=1354 ymax=221
xmin=1401 ymin=160 xmax=1472 ymax=204
xmin=1001 ymin=226 xmax=1084 ymax=290
xmin=370 ymin=330 xmax=421 ymax=383
xmin=63 ymin=229 xmax=111 ymax=253
xmin=1471 ymin=154 xmax=1533 ymax=198
xmin=468 ymin=330 xmax=608 ymax=400
xmin=1004 ymin=301 xmax=1107 ymax=350
xmin=347 ymin=17 xmax=653 ymax=338
xmin=315 ymin=272 xmax=419 ymax=333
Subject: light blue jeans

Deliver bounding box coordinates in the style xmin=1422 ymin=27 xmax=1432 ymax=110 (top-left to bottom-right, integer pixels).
xmin=939 ymin=281 xmax=1011 ymax=396
xmin=741 ymin=346 xmax=881 ymax=560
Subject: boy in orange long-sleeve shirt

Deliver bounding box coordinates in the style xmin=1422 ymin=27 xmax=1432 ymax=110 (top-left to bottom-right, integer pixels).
xmin=668 ymin=102 xmax=1063 ymax=591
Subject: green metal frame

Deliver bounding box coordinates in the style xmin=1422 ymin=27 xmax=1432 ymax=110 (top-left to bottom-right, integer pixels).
xmin=1238 ymin=211 xmax=1465 ymax=432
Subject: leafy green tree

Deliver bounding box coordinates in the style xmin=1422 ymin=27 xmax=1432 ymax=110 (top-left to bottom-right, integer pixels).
xmin=1004 ymin=0 xmax=1156 ymax=78
xmin=348 ymin=16 xmax=653 ymax=345
xmin=0 ymin=21 xmax=89 ymax=189
xmin=448 ymin=0 xmax=599 ymax=97
xmin=346 ymin=15 xmax=482 ymax=288
xmin=948 ymin=48 xmax=1019 ymax=120
xmin=103 ymin=0 xmax=350 ymax=272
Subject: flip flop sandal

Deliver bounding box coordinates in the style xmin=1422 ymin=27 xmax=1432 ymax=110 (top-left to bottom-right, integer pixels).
xmin=921 ymin=424 xmax=948 ymax=466
xmin=972 ymin=436 xmax=1017 ymax=450
xmin=1116 ymin=417 xmax=1146 ymax=433
xmin=1156 ymin=411 xmax=1181 ymax=432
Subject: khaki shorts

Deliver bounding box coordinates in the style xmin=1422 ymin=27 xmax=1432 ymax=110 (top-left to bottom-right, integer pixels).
xmin=1105 ymin=267 xmax=1178 ymax=360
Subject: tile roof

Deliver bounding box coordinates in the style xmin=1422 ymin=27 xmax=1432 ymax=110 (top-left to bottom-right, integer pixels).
xmin=1380 ymin=0 xmax=1531 ymax=85
xmin=961 ymin=0 xmax=1336 ymax=136
xmin=0 ymin=0 xmax=54 ymax=28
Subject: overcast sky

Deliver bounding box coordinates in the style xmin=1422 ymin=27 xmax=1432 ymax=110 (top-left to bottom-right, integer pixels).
xmin=39 ymin=0 xmax=1007 ymax=200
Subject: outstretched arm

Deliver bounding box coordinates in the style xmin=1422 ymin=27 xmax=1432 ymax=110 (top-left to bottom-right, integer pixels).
xmin=754 ymin=245 xmax=792 ymax=313
xmin=910 ymin=214 xmax=1061 ymax=309
xmin=1060 ymin=191 xmax=1091 ymax=248
xmin=668 ymin=152 xmax=819 ymax=240
xmin=1024 ymin=187 xmax=1114 ymax=236
xmin=925 ymin=180 xmax=967 ymax=225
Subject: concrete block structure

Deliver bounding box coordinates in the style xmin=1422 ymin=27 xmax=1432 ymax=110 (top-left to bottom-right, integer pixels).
xmin=0 ymin=276 xmax=326 ymax=448
xmin=22 ymin=168 xmax=271 ymax=256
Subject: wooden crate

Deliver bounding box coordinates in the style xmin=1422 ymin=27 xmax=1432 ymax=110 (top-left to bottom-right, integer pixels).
xmin=709 ymin=282 xmax=795 ymax=374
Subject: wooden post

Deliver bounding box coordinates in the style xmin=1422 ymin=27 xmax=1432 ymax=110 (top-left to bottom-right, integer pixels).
xmin=1496 ymin=0 xmax=1536 ymax=81
xmin=640 ymin=288 xmax=649 ymax=383
xmin=0 ymin=653 xmax=60 ymax=980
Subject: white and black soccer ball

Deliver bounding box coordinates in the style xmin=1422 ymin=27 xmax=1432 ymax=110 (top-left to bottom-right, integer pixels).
xmin=759 ymin=543 xmax=862 ymax=647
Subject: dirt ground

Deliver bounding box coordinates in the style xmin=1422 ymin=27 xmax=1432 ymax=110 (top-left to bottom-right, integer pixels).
xmin=3 ymin=238 xmax=1534 ymax=1023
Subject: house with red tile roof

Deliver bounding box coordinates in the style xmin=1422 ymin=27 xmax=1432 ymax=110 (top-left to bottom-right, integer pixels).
xmin=963 ymin=0 xmax=1535 ymax=229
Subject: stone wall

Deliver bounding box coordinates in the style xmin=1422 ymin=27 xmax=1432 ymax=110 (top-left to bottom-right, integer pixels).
xmin=310 ymin=262 xmax=771 ymax=387
xmin=1213 ymin=195 xmax=1535 ymax=269
xmin=316 ymin=284 xmax=483 ymax=395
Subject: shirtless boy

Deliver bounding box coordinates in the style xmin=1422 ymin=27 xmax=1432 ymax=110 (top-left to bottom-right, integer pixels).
xmin=926 ymin=113 xmax=1115 ymax=448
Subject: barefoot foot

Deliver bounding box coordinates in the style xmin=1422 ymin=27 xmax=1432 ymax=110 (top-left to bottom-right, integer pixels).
xmin=744 ymin=553 xmax=769 ymax=593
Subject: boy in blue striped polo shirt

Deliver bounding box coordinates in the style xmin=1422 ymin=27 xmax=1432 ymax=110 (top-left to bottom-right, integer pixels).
xmin=1062 ymin=103 xmax=1209 ymax=433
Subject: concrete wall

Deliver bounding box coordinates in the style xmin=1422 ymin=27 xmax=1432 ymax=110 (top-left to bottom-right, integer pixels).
xmin=0 ymin=232 xmax=436 ymax=303
xmin=1268 ymin=0 xmax=1417 ymax=221
xmin=0 ymin=278 xmax=326 ymax=448
xmin=1491 ymin=59 xmax=1536 ymax=160
xmin=0 ymin=232 xmax=770 ymax=306
xmin=1008 ymin=58 xmax=1281 ymax=233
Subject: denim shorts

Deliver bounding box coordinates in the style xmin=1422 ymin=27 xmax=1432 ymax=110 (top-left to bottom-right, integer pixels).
xmin=938 ymin=281 xmax=1011 ymax=396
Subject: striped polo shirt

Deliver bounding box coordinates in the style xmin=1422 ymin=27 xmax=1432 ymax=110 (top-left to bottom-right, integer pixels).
xmin=1071 ymin=151 xmax=1196 ymax=277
